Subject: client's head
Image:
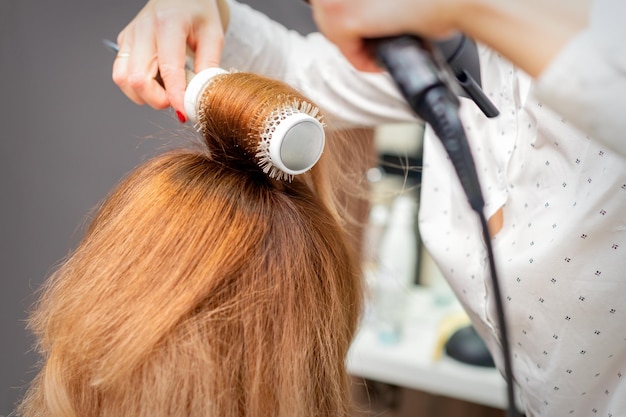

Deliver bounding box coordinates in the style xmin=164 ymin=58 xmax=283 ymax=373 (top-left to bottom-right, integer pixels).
xmin=18 ymin=72 xmax=363 ymax=417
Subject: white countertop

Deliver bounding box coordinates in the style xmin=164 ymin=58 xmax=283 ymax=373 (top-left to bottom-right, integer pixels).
xmin=347 ymin=286 xmax=518 ymax=410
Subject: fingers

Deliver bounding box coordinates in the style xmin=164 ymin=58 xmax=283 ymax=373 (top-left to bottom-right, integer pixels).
xmin=110 ymin=0 xmax=228 ymax=119
xmin=112 ymin=18 xmax=170 ymax=110
xmin=192 ymin=23 xmax=224 ymax=73
xmin=131 ymin=15 xmax=171 ymax=109
xmin=191 ymin=1 xmax=225 ymax=73
xmin=340 ymin=42 xmax=384 ymax=73
xmin=112 ymin=29 xmax=146 ymax=106
xmin=155 ymin=10 xmax=192 ymax=115
xmin=307 ymin=0 xmax=378 ymax=71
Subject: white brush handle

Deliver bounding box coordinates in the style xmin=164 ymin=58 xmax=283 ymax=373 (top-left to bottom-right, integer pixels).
xmin=183 ymin=68 xmax=229 ymax=123
xmin=184 ymin=68 xmax=326 ymax=180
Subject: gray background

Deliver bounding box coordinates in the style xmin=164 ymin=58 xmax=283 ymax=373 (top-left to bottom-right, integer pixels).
xmin=0 ymin=1 xmax=316 ymax=414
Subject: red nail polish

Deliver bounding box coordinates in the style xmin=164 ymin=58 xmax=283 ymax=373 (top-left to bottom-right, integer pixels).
xmin=176 ymin=110 xmax=187 ymax=123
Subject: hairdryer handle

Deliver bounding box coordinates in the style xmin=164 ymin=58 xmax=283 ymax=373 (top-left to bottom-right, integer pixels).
xmin=434 ymin=34 xmax=499 ymax=118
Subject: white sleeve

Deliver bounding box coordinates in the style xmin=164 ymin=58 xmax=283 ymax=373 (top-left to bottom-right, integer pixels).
xmin=534 ymin=0 xmax=626 ymax=157
xmin=220 ymin=0 xmax=418 ymax=129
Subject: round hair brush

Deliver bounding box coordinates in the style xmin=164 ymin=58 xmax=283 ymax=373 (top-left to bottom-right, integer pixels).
xmin=103 ymin=40 xmax=325 ymax=181
xmin=184 ymin=68 xmax=326 ymax=181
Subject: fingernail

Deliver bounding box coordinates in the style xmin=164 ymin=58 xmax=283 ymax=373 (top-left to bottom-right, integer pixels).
xmin=176 ymin=110 xmax=187 ymax=123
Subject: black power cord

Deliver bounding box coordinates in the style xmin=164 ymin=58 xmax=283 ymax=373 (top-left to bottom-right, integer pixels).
xmin=369 ymin=35 xmax=520 ymax=417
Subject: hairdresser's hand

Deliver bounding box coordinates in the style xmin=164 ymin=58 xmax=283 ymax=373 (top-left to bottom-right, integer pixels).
xmin=112 ymin=0 xmax=230 ymax=122
xmin=311 ymin=0 xmax=590 ymax=77
xmin=309 ymin=0 xmax=460 ymax=72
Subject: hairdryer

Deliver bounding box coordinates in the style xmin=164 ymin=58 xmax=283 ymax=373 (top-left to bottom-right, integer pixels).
xmin=367 ymin=34 xmax=488 ymax=211
xmin=432 ymin=34 xmax=499 ymax=117
xmin=368 ymin=34 xmax=520 ymax=417
xmin=368 ymin=34 xmax=499 ymax=119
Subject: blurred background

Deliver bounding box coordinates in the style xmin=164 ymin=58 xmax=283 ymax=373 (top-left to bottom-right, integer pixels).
xmin=0 ymin=0 xmax=317 ymax=414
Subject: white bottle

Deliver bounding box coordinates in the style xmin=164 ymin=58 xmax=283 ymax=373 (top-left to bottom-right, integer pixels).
xmin=361 ymin=203 xmax=390 ymax=327
xmin=371 ymin=195 xmax=418 ymax=343
xmin=362 ymin=203 xmax=390 ymax=270
xmin=378 ymin=195 xmax=418 ymax=285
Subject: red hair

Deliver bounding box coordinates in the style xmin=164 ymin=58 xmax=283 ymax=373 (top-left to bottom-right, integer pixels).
xmin=18 ymin=72 xmax=366 ymax=417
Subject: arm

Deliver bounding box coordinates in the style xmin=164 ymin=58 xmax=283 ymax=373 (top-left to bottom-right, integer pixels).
xmin=221 ymin=0 xmax=418 ymax=129
xmin=310 ymin=0 xmax=590 ymax=77
xmin=534 ymin=0 xmax=626 ymax=157
xmin=469 ymin=0 xmax=626 ymax=155
xmin=470 ymin=0 xmax=626 ymax=156
xmin=111 ymin=0 xmax=418 ymax=128
xmin=452 ymin=0 xmax=590 ymax=78
xmin=310 ymin=0 xmax=626 ymax=156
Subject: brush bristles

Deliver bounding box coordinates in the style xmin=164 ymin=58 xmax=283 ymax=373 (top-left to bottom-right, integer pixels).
xmin=255 ymin=100 xmax=325 ymax=182
xmin=193 ymin=72 xmax=325 ymax=182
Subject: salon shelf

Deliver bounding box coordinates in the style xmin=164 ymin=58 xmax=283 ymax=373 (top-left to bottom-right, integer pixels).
xmin=347 ymin=286 xmax=517 ymax=410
